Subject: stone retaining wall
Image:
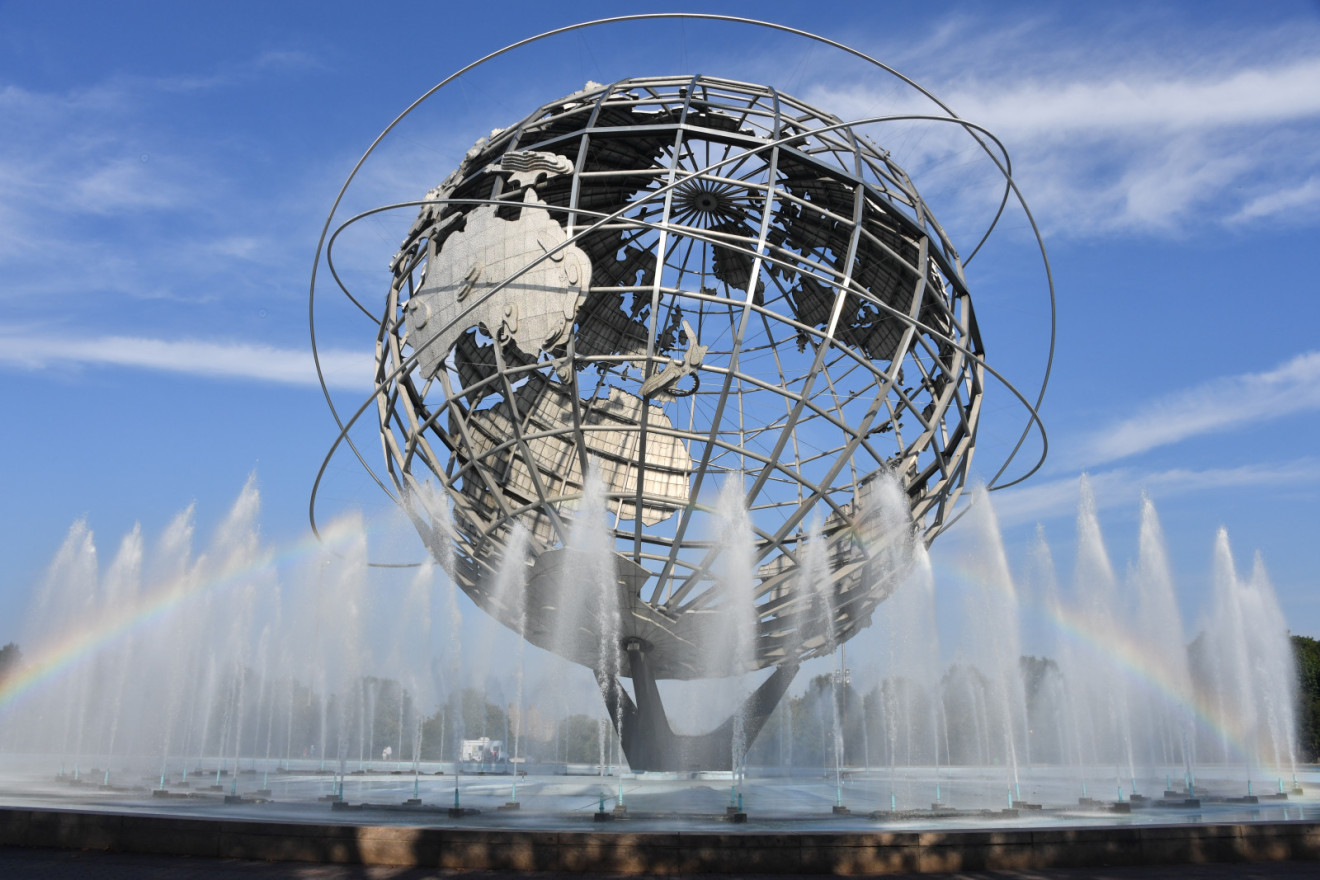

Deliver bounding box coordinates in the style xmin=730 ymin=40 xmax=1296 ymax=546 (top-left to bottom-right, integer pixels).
xmin=0 ymin=807 xmax=1317 ymax=873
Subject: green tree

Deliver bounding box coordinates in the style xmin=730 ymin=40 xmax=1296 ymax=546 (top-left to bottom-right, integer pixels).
xmin=0 ymin=643 xmax=20 ymax=685
xmin=1292 ymin=634 xmax=1320 ymax=761
xmin=1020 ymin=655 xmax=1066 ymax=764
xmin=553 ymin=714 xmax=616 ymax=764
xmin=417 ymin=689 xmax=510 ymax=761
xmin=744 ymin=698 xmax=800 ymax=768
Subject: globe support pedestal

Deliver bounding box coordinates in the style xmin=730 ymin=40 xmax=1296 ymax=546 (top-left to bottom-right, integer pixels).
xmin=596 ymin=639 xmax=798 ymax=772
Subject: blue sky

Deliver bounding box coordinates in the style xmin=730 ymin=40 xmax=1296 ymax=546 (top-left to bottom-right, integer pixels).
xmin=1 ymin=2 xmax=1318 ymax=651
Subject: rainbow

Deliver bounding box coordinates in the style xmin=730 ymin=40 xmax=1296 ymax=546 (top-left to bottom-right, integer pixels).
xmin=935 ymin=554 xmax=1264 ymax=766
xmin=0 ymin=514 xmax=371 ymax=718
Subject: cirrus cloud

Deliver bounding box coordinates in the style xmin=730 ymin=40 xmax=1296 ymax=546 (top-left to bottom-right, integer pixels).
xmin=0 ymin=327 xmax=371 ymax=392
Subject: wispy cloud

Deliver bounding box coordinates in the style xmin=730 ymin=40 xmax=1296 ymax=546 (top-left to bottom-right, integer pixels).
xmin=817 ymin=57 xmax=1320 ymax=141
xmin=0 ymin=50 xmax=329 ymax=305
xmin=931 ymin=58 xmax=1320 ymax=137
xmin=146 ymin=49 xmax=322 ymax=93
xmin=802 ymin=21 xmax=1320 ymax=237
xmin=71 ymin=156 xmax=190 ymax=213
xmin=991 ymin=459 xmax=1320 ymax=528
xmin=0 ymin=329 xmax=371 ymax=392
xmin=1230 ymin=175 xmax=1320 ymax=224
xmin=1075 ymin=351 xmax=1320 ymax=467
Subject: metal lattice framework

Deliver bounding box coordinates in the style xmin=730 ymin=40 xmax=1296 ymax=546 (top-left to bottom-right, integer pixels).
xmin=310 ymin=18 xmax=1053 ymax=718
xmin=374 ymin=75 xmax=980 ymax=680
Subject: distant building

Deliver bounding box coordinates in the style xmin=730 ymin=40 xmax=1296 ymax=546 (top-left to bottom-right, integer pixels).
xmin=460 ymin=737 xmax=503 ymax=763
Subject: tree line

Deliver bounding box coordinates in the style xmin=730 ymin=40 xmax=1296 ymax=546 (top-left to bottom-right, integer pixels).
xmin=0 ymin=637 xmax=1317 ymax=764
xmin=1293 ymin=634 xmax=1320 ymax=761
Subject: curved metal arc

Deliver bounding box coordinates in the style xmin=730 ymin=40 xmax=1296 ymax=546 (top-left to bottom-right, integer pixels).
xmin=324 ymin=230 xmax=383 ymax=324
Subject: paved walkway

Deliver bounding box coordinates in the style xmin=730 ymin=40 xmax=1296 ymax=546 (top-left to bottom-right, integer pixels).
xmin=2 ymin=847 xmax=1317 ymax=879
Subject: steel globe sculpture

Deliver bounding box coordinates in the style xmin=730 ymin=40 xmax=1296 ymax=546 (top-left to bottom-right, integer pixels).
xmin=312 ymin=19 xmax=1051 ymax=772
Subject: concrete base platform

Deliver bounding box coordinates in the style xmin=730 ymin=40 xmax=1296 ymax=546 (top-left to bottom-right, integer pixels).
xmin=0 ymin=806 xmax=1317 ymax=873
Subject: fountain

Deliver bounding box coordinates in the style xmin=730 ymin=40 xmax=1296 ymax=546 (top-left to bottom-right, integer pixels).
xmin=0 ymin=472 xmax=1308 ymax=830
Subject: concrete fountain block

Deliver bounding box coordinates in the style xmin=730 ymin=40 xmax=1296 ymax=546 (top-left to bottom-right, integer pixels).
xmin=915 ymin=829 xmax=1001 ymax=873
xmin=460 ymin=829 xmax=561 ymax=872
xmin=845 ymin=841 xmax=922 ymax=874
xmin=118 ymin=815 xmax=227 ymax=858
xmin=1025 ymin=827 xmax=1143 ymax=869
xmin=214 ymin=817 xmax=346 ymax=863
xmin=553 ymin=830 xmax=637 ymax=872
xmin=1136 ymin=823 xmax=1238 ymax=863
xmin=691 ymin=832 xmax=791 ymax=872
